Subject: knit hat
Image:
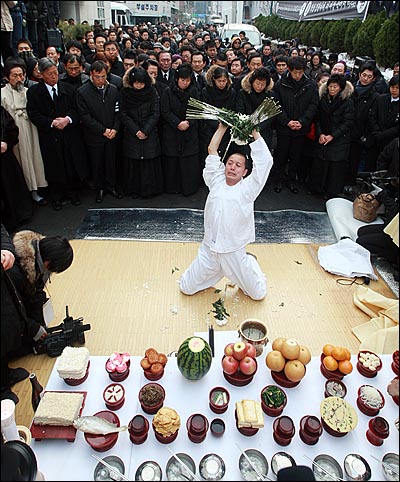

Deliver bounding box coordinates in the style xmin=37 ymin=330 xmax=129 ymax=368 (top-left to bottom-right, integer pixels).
xmin=153 ymin=42 xmax=164 ymax=49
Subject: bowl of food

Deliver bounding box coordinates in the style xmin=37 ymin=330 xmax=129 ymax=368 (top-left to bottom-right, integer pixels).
xmin=105 ymin=352 xmax=130 ymax=382
xmin=138 ymin=382 xmax=165 ymax=415
xmin=392 ymin=350 xmax=399 ymax=375
xmin=210 ymin=418 xmax=225 ymax=437
xmin=356 ymin=385 xmax=385 ymax=416
xmin=260 ymin=385 xmax=287 ymax=416
xmin=387 ymin=377 xmax=399 ymax=406
xmin=152 ymin=407 xmax=180 ymax=444
xmin=324 ymin=378 xmax=347 ymax=398
xmin=343 ymin=454 xmax=371 ymax=481
xmin=312 ymin=454 xmax=343 ymax=481
xmin=357 ymin=350 xmax=382 ymax=378
xmin=166 ymin=453 xmax=196 ymax=481
xmin=84 ymin=410 xmax=122 ymax=452
xmin=320 ymin=397 xmax=358 ymax=437
xmin=382 ymin=453 xmax=399 ymax=481
xmin=238 ymin=449 xmax=269 ymax=481
xmin=140 ymin=347 xmax=168 ymax=381
xmin=209 ymin=386 xmax=230 ymax=414
xmin=103 ymin=383 xmax=125 ymax=411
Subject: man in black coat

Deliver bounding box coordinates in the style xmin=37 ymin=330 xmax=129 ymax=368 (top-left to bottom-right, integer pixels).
xmin=156 ymin=50 xmax=175 ymax=85
xmin=26 ymin=57 xmax=89 ymax=210
xmin=76 ymin=60 xmax=123 ymax=203
xmin=272 ymin=56 xmax=318 ymax=194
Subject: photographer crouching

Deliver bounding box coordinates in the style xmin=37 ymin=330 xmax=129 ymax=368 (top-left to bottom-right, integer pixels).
xmin=1 ymin=225 xmax=73 ymax=402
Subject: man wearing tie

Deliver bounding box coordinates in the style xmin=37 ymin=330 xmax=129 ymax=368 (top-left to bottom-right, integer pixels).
xmin=157 ymin=50 xmax=174 ymax=85
xmin=26 ymin=58 xmax=89 ymax=210
xmin=191 ymin=51 xmax=207 ymax=93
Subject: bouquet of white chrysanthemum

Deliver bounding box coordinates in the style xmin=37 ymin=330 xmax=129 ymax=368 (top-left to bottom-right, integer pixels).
xmin=186 ymin=96 xmax=281 ymax=146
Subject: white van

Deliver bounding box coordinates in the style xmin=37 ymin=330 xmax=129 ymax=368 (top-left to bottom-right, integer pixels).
xmin=218 ymin=23 xmax=262 ymax=50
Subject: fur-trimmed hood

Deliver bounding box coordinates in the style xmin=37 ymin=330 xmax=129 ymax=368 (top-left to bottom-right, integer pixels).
xmin=240 ymin=71 xmax=274 ymax=94
xmin=319 ymin=80 xmax=354 ymax=100
xmin=205 ymin=64 xmax=232 ymax=88
xmin=122 ymin=67 xmax=156 ymax=88
xmin=12 ymin=230 xmax=44 ymax=285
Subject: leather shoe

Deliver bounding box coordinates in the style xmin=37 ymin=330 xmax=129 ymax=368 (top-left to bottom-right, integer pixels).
xmin=286 ymin=182 xmax=299 ymax=194
xmin=109 ymin=188 xmax=123 ymax=199
xmin=8 ymin=367 xmax=29 ymax=386
xmin=96 ymin=190 xmax=104 ymax=203
xmin=274 ymin=182 xmax=283 ymax=193
xmin=52 ymin=200 xmax=62 ymax=211
xmin=33 ymin=197 xmax=48 ymax=206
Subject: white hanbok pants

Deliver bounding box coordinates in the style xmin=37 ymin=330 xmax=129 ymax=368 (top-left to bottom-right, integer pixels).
xmin=179 ymin=243 xmax=266 ymax=300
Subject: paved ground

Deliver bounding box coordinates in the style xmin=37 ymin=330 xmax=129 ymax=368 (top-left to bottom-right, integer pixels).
xmin=15 ymin=179 xmax=327 ymax=239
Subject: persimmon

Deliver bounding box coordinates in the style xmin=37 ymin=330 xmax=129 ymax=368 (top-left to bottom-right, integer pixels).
xmin=323 ymin=355 xmax=339 ymax=371
xmin=331 ymin=346 xmax=348 ymax=361
xmin=322 ymin=344 xmax=334 ymax=357
xmin=344 ymin=348 xmax=351 ymax=361
xmin=338 ymin=360 xmax=353 ymax=374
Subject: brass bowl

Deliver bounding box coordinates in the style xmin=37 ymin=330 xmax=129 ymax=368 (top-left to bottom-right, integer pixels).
xmin=238 ymin=319 xmax=268 ymax=357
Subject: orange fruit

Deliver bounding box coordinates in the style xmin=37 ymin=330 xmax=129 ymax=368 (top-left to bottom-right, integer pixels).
xmin=338 ymin=360 xmax=353 ymax=374
xmin=344 ymin=348 xmax=351 ymax=361
xmin=323 ymin=355 xmax=339 ymax=371
xmin=322 ymin=344 xmax=334 ymax=357
xmin=331 ymin=346 xmax=348 ymax=361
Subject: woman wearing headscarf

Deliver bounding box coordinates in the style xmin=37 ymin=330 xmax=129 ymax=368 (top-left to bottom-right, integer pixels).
xmin=160 ymin=62 xmax=201 ymax=195
xmin=308 ymin=74 xmax=354 ymax=199
xmin=120 ymin=66 xmax=163 ymax=198
xmin=236 ymin=67 xmax=275 ymax=151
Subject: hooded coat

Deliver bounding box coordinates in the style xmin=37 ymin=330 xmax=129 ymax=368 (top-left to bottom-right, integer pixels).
xmin=315 ymin=80 xmax=355 ymax=163
xmin=236 ymin=72 xmax=275 ymax=149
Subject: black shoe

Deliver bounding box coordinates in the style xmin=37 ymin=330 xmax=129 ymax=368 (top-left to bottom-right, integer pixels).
xmin=70 ymin=194 xmax=81 ymax=206
xmin=51 ymin=200 xmax=62 ymax=211
xmin=286 ymin=181 xmax=299 ymax=194
xmin=1 ymin=387 xmax=19 ymax=404
xmin=8 ymin=367 xmax=29 ymax=386
xmin=96 ymin=190 xmax=104 ymax=203
xmin=274 ymin=182 xmax=283 ymax=193
xmin=33 ymin=197 xmax=48 ymax=206
xmin=109 ymin=188 xmax=123 ymax=199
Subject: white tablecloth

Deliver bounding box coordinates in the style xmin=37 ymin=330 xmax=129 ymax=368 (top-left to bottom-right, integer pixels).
xmin=30 ymin=331 xmax=399 ymax=481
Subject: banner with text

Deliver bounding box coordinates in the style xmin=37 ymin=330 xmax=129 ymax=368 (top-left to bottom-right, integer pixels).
xmin=273 ymin=1 xmax=370 ymax=21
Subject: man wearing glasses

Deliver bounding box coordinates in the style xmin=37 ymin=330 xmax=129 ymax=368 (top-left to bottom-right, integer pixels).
xmin=104 ymin=41 xmax=124 ymax=77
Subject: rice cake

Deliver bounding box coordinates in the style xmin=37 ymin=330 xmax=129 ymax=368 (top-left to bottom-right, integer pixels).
xmin=34 ymin=392 xmax=84 ymax=426
xmin=57 ymin=346 xmax=90 ymax=379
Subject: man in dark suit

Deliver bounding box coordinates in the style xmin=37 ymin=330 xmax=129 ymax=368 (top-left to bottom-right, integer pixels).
xmin=156 ymin=50 xmax=174 ymax=85
xmin=191 ymin=50 xmax=207 ymax=93
xmin=26 ymin=57 xmax=89 ymax=210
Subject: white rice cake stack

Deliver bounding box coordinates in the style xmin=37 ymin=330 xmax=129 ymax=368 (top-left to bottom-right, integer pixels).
xmin=57 ymin=346 xmax=90 ymax=379
xmin=236 ymin=400 xmax=264 ymax=428
xmin=34 ymin=391 xmax=84 ymax=426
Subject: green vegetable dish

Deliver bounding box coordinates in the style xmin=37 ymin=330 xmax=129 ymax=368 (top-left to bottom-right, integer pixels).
xmin=262 ymin=386 xmax=286 ymax=408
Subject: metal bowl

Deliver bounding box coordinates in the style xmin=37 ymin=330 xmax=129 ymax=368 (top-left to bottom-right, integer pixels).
xmin=238 ymin=449 xmax=269 ymax=481
xmin=313 ymin=454 xmax=343 ymax=481
xmin=382 ymin=453 xmax=399 ymax=481
xmin=344 ymin=454 xmax=371 ymax=481
xmin=166 ymin=453 xmax=196 ymax=481
xmin=271 ymin=452 xmax=296 ymax=476
xmin=135 ymin=461 xmax=162 ymax=481
xmin=93 ymin=455 xmax=125 ymax=481
xmin=199 ymin=454 xmax=225 ymax=481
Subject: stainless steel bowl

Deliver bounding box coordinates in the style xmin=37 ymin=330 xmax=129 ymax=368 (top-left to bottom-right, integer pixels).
xmin=271 ymin=452 xmax=296 ymax=476
xmin=344 ymin=454 xmax=371 ymax=481
xmin=166 ymin=453 xmax=196 ymax=481
xmin=239 ymin=449 xmax=268 ymax=481
xmin=199 ymin=454 xmax=225 ymax=481
xmin=135 ymin=461 xmax=162 ymax=481
xmin=382 ymin=453 xmax=399 ymax=481
xmin=313 ymin=454 xmax=343 ymax=481
xmin=93 ymin=455 xmax=125 ymax=481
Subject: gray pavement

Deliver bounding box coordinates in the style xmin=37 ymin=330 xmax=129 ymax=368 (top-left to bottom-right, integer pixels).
xmin=15 ymin=179 xmax=327 ymax=239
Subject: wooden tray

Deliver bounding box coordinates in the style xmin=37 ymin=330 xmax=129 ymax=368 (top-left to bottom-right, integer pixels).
xmin=30 ymin=391 xmax=87 ymax=442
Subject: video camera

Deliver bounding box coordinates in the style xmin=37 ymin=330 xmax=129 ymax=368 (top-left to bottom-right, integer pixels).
xmin=34 ymin=306 xmax=91 ymax=357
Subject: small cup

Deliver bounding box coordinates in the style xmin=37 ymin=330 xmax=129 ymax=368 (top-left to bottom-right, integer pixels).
xmin=128 ymin=414 xmax=149 ymax=444
xmin=1 ymin=399 xmax=20 ymax=441
xmin=210 ymin=418 xmax=225 ymax=437
xmin=209 ymin=387 xmax=230 ymax=414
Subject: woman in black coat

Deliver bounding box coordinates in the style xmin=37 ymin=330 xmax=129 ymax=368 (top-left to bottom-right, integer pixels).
xmin=120 ymin=67 xmax=163 ymax=198
xmin=160 ymin=63 xmax=201 ymax=195
xmin=308 ymin=74 xmax=355 ymax=199
xmin=236 ymin=67 xmax=275 ymax=151
xmin=200 ymin=65 xmax=237 ymax=161
xmin=0 ymin=107 xmax=32 ymax=231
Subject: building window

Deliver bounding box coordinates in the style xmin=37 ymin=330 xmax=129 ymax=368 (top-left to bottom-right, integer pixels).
xmin=97 ymin=1 xmax=105 ymax=22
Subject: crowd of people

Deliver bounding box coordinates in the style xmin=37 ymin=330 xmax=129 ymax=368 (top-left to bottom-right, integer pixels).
xmin=0 ymin=7 xmax=399 ymax=402
xmin=1 ymin=8 xmax=399 ymax=230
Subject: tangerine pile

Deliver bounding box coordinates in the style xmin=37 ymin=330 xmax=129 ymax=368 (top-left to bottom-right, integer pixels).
xmin=322 ymin=344 xmax=353 ymax=375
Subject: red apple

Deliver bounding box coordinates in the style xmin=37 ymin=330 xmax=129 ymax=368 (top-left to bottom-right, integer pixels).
xmin=233 ymin=341 xmax=248 ymax=360
xmin=245 ymin=343 xmax=257 ymax=359
xmin=239 ymin=356 xmax=257 ymax=375
xmin=224 ymin=343 xmax=235 ymax=357
xmin=222 ymin=355 xmax=239 ymax=375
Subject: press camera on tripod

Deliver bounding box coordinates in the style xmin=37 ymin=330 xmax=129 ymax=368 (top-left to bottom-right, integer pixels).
xmin=34 ymin=306 xmax=91 ymax=357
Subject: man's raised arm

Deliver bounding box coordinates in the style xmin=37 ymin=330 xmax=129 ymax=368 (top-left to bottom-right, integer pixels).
xmin=208 ymin=122 xmax=228 ymax=155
